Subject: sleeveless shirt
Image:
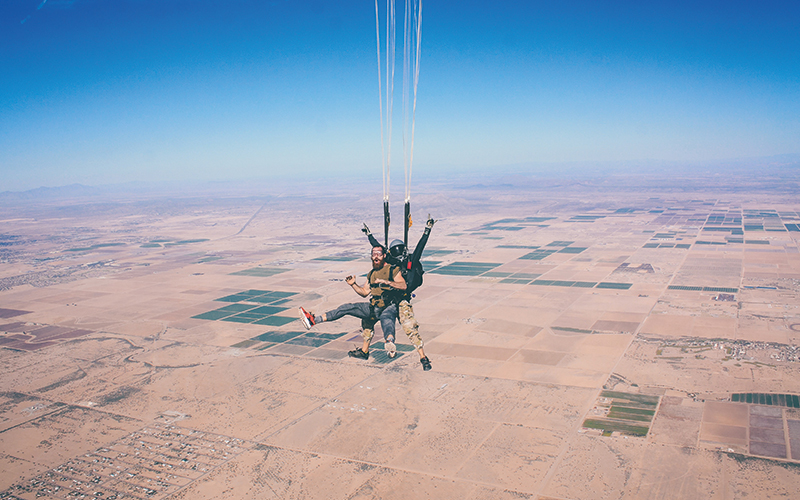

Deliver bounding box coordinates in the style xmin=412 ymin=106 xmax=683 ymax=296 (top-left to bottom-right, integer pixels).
xmin=368 ymin=262 xmax=400 ymax=308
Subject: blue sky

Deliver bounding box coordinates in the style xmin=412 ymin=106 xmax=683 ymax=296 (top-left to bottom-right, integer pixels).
xmin=1 ymin=0 xmax=798 ymax=191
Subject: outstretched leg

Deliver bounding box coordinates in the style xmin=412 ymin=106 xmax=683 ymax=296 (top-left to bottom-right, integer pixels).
xmin=301 ymin=302 xmax=371 ymax=329
xmin=398 ymin=300 xmax=431 ymax=370
xmin=299 ymin=303 xmax=376 ymax=360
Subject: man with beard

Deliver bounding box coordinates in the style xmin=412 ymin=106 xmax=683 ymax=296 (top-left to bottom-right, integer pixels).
xmin=360 ymin=216 xmax=434 ymax=371
xmin=299 ymin=245 xmax=404 ymax=360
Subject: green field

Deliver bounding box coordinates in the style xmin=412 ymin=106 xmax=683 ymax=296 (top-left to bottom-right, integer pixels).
xmin=582 ymin=419 xmax=649 ymax=436
xmin=229 ymin=267 xmax=290 ymax=277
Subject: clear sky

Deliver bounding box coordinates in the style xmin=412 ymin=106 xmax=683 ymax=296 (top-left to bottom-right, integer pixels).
xmin=1 ymin=0 xmax=798 ymax=191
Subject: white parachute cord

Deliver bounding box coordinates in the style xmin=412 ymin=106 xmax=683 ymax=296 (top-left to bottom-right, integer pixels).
xmin=402 ymin=0 xmax=421 ymax=203
xmin=408 ymin=0 xmax=422 ymax=202
xmin=402 ymin=0 xmax=411 ymax=203
xmin=385 ymin=0 xmax=396 ymax=203
xmin=375 ymin=0 xmax=386 ymax=202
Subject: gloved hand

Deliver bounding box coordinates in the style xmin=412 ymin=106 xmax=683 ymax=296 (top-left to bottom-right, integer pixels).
xmin=426 ymin=215 xmax=435 ymax=229
xmin=361 ymin=223 xmax=371 ymax=235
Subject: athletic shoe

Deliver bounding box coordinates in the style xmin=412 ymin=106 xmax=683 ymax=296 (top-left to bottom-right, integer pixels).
xmin=348 ymin=348 xmax=369 ymax=360
xmin=385 ymin=339 xmax=396 ymax=358
xmin=299 ymin=307 xmax=315 ymax=330
xmin=420 ymin=356 xmax=432 ymax=371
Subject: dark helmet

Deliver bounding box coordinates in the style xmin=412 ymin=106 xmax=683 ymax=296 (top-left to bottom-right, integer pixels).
xmin=389 ymin=239 xmax=406 ymax=258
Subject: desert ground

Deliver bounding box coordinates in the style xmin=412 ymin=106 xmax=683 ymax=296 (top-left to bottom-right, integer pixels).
xmin=2 ymin=180 xmax=800 ymax=499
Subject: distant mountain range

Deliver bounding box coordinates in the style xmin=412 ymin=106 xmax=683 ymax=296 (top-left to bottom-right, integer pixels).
xmin=0 ymin=183 xmax=106 ymax=201
xmin=2 ymin=154 xmax=798 ymax=201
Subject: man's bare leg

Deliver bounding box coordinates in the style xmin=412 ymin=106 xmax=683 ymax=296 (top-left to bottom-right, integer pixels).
xmin=361 ymin=337 xmax=371 ymax=354
xmin=348 ymin=325 xmax=373 ymax=360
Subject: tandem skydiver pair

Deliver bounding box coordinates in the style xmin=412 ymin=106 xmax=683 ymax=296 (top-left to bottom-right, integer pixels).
xmin=299 ymin=216 xmax=435 ymax=371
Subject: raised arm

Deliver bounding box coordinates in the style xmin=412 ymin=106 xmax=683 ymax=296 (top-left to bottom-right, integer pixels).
xmin=345 ymin=275 xmax=370 ymax=297
xmin=363 ymin=223 xmax=402 ymax=266
xmin=410 ymin=216 xmax=435 ymax=264
xmin=364 ymin=223 xmax=382 ymax=249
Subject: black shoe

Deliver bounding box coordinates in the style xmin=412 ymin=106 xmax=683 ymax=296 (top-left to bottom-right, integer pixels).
xmin=420 ymin=356 xmax=431 ymax=371
xmin=348 ymin=348 xmax=369 ymax=360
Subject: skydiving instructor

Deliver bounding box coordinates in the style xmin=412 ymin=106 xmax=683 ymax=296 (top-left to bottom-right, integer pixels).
xmin=362 ymin=215 xmax=435 ymax=371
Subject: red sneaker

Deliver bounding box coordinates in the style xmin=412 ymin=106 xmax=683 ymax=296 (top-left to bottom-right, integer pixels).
xmin=299 ymin=307 xmax=315 ymax=329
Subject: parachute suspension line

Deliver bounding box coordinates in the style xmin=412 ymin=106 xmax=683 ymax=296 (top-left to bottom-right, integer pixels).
xmin=376 ymin=0 xmax=420 ymax=248
xmin=386 ymin=0 xmax=396 ymax=206
xmin=375 ymin=0 xmax=389 ymax=248
xmin=402 ymin=0 xmax=422 ymax=246
xmin=374 ymin=0 xmax=385 ymax=203
xmin=387 ymin=0 xmax=396 ymax=249
xmin=376 ymin=0 xmax=396 ymax=249
xmin=404 ymin=199 xmax=410 ymax=247
xmin=375 ymin=0 xmax=396 ymax=248
xmin=410 ymin=0 xmax=422 ymax=201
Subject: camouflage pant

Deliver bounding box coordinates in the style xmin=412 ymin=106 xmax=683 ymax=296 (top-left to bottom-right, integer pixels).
xmin=397 ymin=300 xmax=423 ymax=349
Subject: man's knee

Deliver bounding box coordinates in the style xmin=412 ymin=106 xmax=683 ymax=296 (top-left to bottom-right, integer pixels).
xmin=399 ymin=301 xmax=414 ymax=319
xmin=401 ymin=316 xmax=419 ymax=335
xmin=402 ymin=315 xmax=422 ymax=346
xmin=399 ymin=303 xmax=419 ymax=331
xmin=361 ymin=328 xmax=374 ymax=342
xmin=398 ymin=302 xmax=422 ymax=347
